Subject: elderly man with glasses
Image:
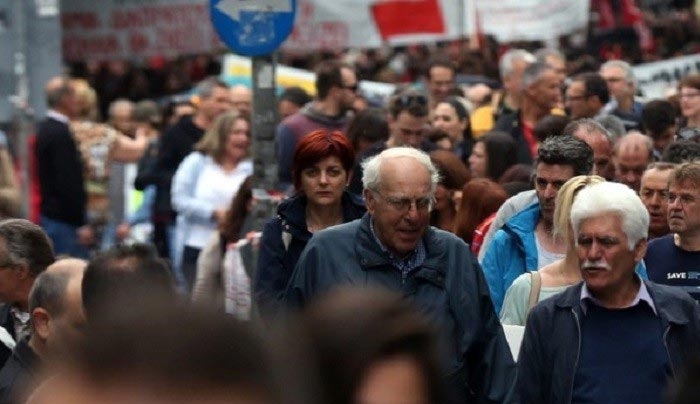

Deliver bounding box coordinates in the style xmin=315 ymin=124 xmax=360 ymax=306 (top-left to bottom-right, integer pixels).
xmin=286 ymin=147 xmax=515 ymax=404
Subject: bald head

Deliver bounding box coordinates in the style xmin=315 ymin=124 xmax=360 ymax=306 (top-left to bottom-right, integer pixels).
xmin=45 ymin=76 xmax=77 ymax=117
xmin=29 ymin=258 xmax=87 ymax=355
xmin=614 ymin=132 xmax=653 ymax=191
xmin=230 ymin=85 xmax=252 ymax=116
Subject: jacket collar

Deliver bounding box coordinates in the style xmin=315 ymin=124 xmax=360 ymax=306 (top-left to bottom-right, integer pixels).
xmin=553 ymin=280 xmax=690 ymax=325
xmin=503 ymin=202 xmax=540 ymax=235
xmin=355 ymin=214 xmax=445 ymax=272
xmin=277 ymin=191 xmax=366 ymax=237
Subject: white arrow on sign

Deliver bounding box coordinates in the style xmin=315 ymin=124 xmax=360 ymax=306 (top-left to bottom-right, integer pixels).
xmin=216 ymin=0 xmax=292 ymax=22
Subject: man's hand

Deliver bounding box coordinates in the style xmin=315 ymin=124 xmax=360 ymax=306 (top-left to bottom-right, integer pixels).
xmin=76 ymin=225 xmax=95 ymax=246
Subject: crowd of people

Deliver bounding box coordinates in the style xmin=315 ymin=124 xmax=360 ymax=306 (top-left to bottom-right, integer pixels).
xmin=1 ymin=14 xmax=700 ymax=402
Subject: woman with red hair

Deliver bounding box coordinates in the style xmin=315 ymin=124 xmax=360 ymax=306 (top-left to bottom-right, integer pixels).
xmin=454 ymin=179 xmax=508 ymax=255
xmin=254 ymin=130 xmax=366 ymax=319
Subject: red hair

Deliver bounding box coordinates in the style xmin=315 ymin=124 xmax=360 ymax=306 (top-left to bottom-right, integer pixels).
xmin=293 ymin=130 xmax=355 ymax=190
xmin=454 ymin=179 xmax=508 ymax=244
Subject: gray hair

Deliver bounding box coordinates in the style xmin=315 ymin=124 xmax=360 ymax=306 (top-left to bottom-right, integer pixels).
xmin=361 ymin=147 xmax=440 ymax=194
xmin=108 ymin=99 xmax=134 ymax=119
xmin=534 ymin=48 xmax=565 ymax=65
xmin=499 ymin=49 xmax=536 ymax=80
xmin=194 ymin=76 xmax=229 ymax=99
xmin=520 ymin=62 xmax=554 ymax=91
xmin=571 ymin=182 xmax=649 ymax=250
xmin=564 ymin=118 xmax=613 ymax=145
xmin=595 ymin=115 xmax=626 ymax=143
xmin=0 ymin=219 xmax=54 ymax=277
xmin=600 ymin=59 xmax=636 ymax=86
xmin=29 ymin=271 xmax=71 ymax=315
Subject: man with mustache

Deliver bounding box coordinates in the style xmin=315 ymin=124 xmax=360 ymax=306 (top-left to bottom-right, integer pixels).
xmin=518 ymin=181 xmax=700 ymax=404
xmin=645 ymin=162 xmax=700 ymax=299
xmin=481 ymin=136 xmax=594 ymax=313
xmin=286 ymin=147 xmax=516 ymax=403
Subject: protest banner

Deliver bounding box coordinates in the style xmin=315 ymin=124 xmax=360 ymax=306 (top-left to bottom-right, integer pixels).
xmin=633 ymin=54 xmax=700 ymax=99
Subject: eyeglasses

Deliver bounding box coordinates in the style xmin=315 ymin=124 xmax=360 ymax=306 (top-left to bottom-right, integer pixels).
xmin=343 ymin=83 xmax=359 ymax=93
xmin=394 ymin=94 xmax=428 ymax=109
xmin=372 ymin=190 xmax=433 ymax=212
xmin=679 ymin=92 xmax=700 ymax=99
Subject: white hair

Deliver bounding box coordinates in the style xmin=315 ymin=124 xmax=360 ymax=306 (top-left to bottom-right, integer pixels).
xmin=600 ymin=59 xmax=636 ymax=86
xmin=361 ymin=147 xmax=439 ymax=194
xmin=499 ymin=49 xmax=536 ymax=80
xmin=571 ymin=182 xmax=649 ymax=250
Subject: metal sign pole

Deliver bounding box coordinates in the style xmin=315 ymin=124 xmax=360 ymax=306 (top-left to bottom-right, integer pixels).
xmin=250 ymin=53 xmax=280 ymax=231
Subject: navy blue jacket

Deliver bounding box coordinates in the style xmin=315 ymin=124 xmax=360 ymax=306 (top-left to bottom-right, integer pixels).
xmin=517 ymin=281 xmax=700 ymax=404
xmin=286 ymin=214 xmax=516 ymax=403
xmin=254 ymin=191 xmax=365 ymax=319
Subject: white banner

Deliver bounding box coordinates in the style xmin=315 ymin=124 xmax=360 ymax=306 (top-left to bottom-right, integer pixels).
xmin=474 ymin=0 xmax=590 ymax=43
xmin=61 ymin=0 xmax=590 ymax=61
xmin=61 ymin=0 xmax=223 ymax=61
xmin=633 ymin=54 xmax=700 ymax=99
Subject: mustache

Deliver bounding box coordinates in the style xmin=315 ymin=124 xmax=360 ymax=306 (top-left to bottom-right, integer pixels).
xmin=581 ymin=260 xmax=611 ymax=270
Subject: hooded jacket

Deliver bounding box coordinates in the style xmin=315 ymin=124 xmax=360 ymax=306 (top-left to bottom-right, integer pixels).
xmin=254 ymin=191 xmax=365 ymax=319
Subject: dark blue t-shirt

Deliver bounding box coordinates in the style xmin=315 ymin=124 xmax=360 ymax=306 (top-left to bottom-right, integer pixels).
xmin=645 ymin=234 xmax=700 ymax=299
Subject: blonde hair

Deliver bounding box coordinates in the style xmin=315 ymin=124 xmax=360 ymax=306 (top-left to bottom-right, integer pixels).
xmin=553 ymin=175 xmax=605 ymax=245
xmin=71 ymin=79 xmax=100 ymax=121
xmin=194 ymin=111 xmax=248 ymax=163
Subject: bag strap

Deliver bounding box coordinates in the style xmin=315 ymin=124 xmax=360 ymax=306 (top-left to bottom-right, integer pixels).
xmin=527 ymin=271 xmax=542 ymax=313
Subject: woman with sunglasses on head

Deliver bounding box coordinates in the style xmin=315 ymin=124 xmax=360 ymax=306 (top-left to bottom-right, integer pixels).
xmin=254 ymin=130 xmax=366 ymax=320
xmin=678 ymin=74 xmax=700 ymax=142
xmin=432 ymin=97 xmax=474 ymax=163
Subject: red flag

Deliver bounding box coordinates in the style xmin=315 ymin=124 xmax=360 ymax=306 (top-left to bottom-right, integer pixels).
xmin=371 ymin=0 xmax=445 ymax=40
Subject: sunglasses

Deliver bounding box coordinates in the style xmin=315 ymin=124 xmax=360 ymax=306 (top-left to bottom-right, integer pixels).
xmin=394 ymin=94 xmax=428 ymax=109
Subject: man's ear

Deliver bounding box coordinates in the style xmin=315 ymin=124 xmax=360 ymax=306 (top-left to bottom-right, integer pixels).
xmin=364 ymin=188 xmax=376 ymax=215
xmin=31 ymin=308 xmax=51 ymax=341
xmin=634 ymin=238 xmax=648 ymax=262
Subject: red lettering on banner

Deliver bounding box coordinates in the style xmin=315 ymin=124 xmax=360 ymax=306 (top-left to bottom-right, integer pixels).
xmin=155 ymin=26 xmax=204 ymax=54
xmin=285 ymin=0 xmax=349 ymax=50
xmin=61 ymin=12 xmax=99 ymax=30
xmin=63 ymin=35 xmax=121 ymax=61
xmin=371 ymin=0 xmax=445 ymax=40
xmin=129 ymin=32 xmax=150 ymax=54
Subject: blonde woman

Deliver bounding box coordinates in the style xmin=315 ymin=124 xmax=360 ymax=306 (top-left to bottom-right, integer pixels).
xmin=172 ymin=111 xmax=252 ymax=292
xmin=500 ymin=175 xmax=605 ymax=326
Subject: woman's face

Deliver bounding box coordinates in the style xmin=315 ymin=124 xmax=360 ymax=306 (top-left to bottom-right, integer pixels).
xmin=680 ymin=85 xmax=700 ymax=122
xmin=300 ymin=155 xmax=348 ymax=207
xmin=432 ymin=103 xmax=467 ymax=142
xmin=225 ymin=118 xmax=250 ymax=162
xmin=468 ymin=141 xmax=487 ymax=179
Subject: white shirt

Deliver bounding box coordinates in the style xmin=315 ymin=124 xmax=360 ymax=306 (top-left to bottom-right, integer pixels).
xmin=185 ymin=159 xmax=251 ymax=249
xmin=535 ymin=234 xmax=566 ymax=269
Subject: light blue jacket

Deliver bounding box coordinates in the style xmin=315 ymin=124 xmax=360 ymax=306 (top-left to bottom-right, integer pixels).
xmin=481 ymin=203 xmax=540 ymax=314
xmin=481 ymin=202 xmax=649 ymax=313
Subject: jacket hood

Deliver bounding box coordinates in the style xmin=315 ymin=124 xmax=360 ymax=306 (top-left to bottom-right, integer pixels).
xmin=300 ymin=102 xmax=349 ymax=128
xmin=276 ymin=191 xmax=366 ymax=237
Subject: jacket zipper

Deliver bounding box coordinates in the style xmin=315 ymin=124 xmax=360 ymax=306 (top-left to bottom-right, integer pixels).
xmin=568 ymin=308 xmax=582 ymax=404
xmin=663 ymin=326 xmax=675 ymax=379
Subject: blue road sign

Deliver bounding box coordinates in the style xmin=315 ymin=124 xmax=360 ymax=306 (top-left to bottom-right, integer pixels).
xmin=210 ymin=0 xmax=296 ymax=57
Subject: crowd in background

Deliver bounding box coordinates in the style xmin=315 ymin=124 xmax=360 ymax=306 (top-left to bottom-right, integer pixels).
xmin=0 ymin=1 xmax=700 ymax=403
